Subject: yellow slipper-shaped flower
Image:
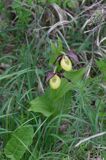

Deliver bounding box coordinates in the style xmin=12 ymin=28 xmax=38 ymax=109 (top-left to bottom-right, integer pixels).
xmin=60 ymin=55 xmax=72 ymax=71
xmin=49 ymin=74 xmax=61 ymax=90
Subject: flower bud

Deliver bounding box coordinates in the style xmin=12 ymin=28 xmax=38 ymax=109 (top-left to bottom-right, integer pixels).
xmin=49 ymin=74 xmax=61 ymax=90
xmin=60 ymin=55 xmax=72 ymax=71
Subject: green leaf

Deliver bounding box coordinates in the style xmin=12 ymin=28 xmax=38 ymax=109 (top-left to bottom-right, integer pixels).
xmin=49 ymin=37 xmax=63 ymax=64
xmin=64 ymin=0 xmax=79 ymax=9
xmin=64 ymin=68 xmax=86 ymax=83
xmin=54 ymin=91 xmax=72 ymax=114
xmin=29 ymin=96 xmax=53 ymax=117
xmin=96 ymin=59 xmax=106 ymax=73
xmin=4 ymin=125 xmax=34 ymax=160
xmin=0 ymin=0 xmax=4 ymax=11
xmin=102 ymin=151 xmax=106 ymax=159
xmin=48 ymin=0 xmax=61 ymax=5
xmin=96 ymin=59 xmax=106 ymax=80
xmin=12 ymin=0 xmax=31 ymax=25
xmin=29 ymin=79 xmax=72 ymax=117
xmin=57 ymin=37 xmax=63 ymax=52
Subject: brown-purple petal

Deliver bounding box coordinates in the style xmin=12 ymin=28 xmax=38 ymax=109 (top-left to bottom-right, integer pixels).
xmin=46 ymin=72 xmax=55 ymax=82
xmin=67 ymin=49 xmax=79 ymax=62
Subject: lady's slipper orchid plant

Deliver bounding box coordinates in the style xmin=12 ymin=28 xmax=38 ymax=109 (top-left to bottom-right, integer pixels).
xmin=46 ymin=49 xmax=79 ymax=90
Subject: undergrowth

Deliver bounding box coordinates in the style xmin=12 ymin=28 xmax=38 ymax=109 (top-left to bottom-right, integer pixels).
xmin=0 ymin=0 xmax=106 ymax=160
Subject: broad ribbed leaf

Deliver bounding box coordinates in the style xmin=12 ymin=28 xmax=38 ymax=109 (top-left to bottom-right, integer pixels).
xmin=29 ymin=96 xmax=53 ymax=117
xmin=64 ymin=68 xmax=86 ymax=83
xmin=4 ymin=125 xmax=34 ymax=160
xmin=29 ymin=79 xmax=72 ymax=117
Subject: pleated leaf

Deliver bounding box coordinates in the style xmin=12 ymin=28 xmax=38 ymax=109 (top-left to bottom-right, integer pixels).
xmin=4 ymin=125 xmax=34 ymax=160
